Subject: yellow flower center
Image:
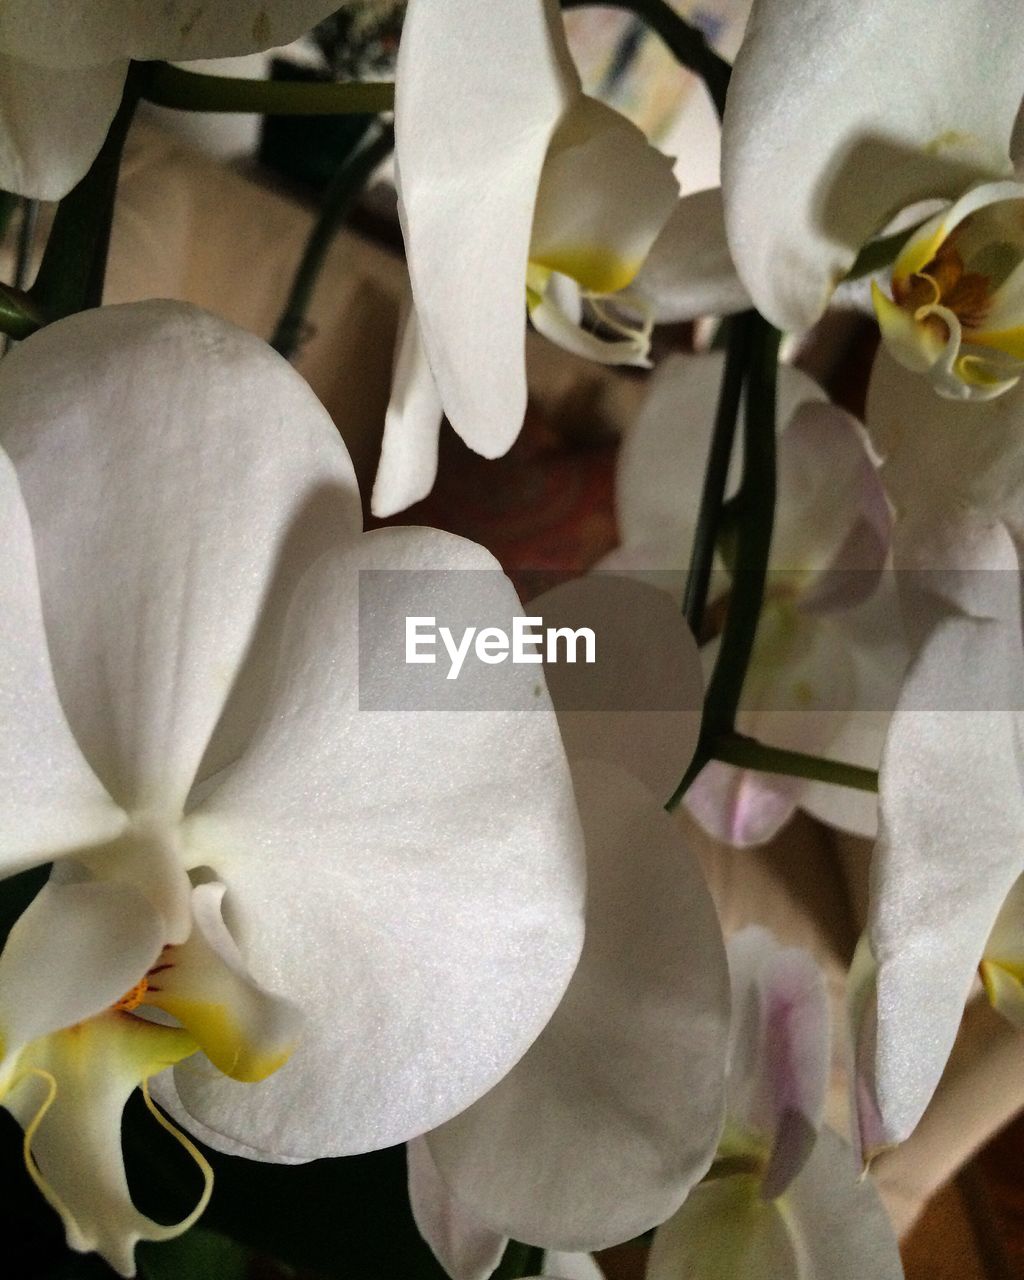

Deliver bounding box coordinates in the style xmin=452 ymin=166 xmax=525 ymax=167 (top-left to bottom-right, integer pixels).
xmin=112 ymin=978 xmax=149 ymax=1014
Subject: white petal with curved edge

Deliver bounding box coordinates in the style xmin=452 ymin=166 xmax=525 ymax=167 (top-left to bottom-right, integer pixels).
xmin=866 ymin=346 xmax=1024 ymax=523
xmin=0 ymin=881 xmax=162 ymax=1079
xmin=4 ymin=1014 xmax=203 ymax=1278
xmin=0 ymin=2 xmax=341 ymax=67
xmin=0 ymin=52 xmax=126 ymax=200
xmin=144 ymin=882 xmax=303 ymax=1085
xmin=396 ymin=0 xmax=577 ymax=456
xmin=427 ymin=762 xmax=729 ymax=1252
xmin=725 ymin=928 xmax=829 ymax=1199
xmin=0 ymin=301 xmax=361 ymax=817
xmin=869 ymin=538 xmax=1024 ymax=1144
xmin=646 ymin=1175 xmax=798 ymax=1280
xmin=530 ymin=97 xmax=678 ymax=294
xmin=722 ymin=0 xmax=1024 ymax=329
xmin=530 ymin=575 xmax=703 ymax=804
xmin=781 ymin=1127 xmax=902 ymax=1280
xmin=542 ymin=1254 xmax=604 ymax=1280
xmin=0 ymin=449 xmax=127 ymax=873
xmin=407 ymin=1137 xmax=507 ymax=1280
xmin=633 ymin=188 xmax=751 ymax=322
xmin=372 ymin=303 xmax=444 ymax=518
xmin=615 ymin=354 xmax=826 ymax=566
xmin=179 ymin=525 xmax=586 ymax=1159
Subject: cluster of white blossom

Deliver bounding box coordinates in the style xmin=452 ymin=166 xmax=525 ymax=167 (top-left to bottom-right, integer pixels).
xmin=0 ymin=1 xmax=1021 ymax=1278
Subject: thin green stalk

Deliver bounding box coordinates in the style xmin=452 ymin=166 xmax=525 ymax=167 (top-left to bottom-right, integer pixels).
xmin=0 ymin=282 xmax=46 ymax=341
xmin=30 ymin=62 xmax=147 ymax=321
xmin=145 ymin=63 xmax=394 ymax=116
xmin=702 ymin=318 xmax=781 ymax=733
xmin=683 ymin=312 xmax=755 ymax=635
xmin=271 ymin=121 xmax=395 ymax=360
xmin=667 ymin=318 xmax=780 ymax=809
xmin=561 ymin=0 xmax=731 ymax=118
xmin=709 ymin=733 xmax=878 ymax=792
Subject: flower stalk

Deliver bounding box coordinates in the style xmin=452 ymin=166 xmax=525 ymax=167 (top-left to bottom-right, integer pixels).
xmin=143 ymin=63 xmax=395 ymax=116
xmin=560 ymin=0 xmax=731 ymax=119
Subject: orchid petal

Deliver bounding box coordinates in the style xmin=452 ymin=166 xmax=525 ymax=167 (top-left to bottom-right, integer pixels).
xmin=615 ymin=354 xmax=827 ymax=567
xmin=868 ymin=525 xmax=1024 ymax=1144
xmin=0 ymin=447 xmax=126 ymax=873
xmin=725 ymin=928 xmax=829 ymax=1199
xmin=0 ymin=2 xmax=340 ymax=66
xmin=143 ymin=882 xmax=303 ymax=1085
xmin=0 ymin=881 xmax=162 ymax=1083
xmin=542 ymin=1254 xmax=604 ymax=1280
xmin=722 ymin=0 xmax=1024 ymax=329
xmin=427 ymin=762 xmax=729 ymax=1252
xmin=407 ymin=1136 xmax=507 ymax=1280
xmin=687 ymin=762 xmax=804 ymax=850
xmin=866 ymin=345 xmax=1024 ymax=523
xmin=779 ymin=1128 xmax=902 ymax=1280
xmin=633 ymin=188 xmax=751 ymax=322
xmin=372 ymin=303 xmax=444 ymax=518
xmin=530 ymin=97 xmax=678 ymax=295
xmin=5 ymin=1014 xmax=204 ymax=1278
xmin=180 ymin=525 xmax=585 ymax=1159
xmin=0 ymin=301 xmax=361 ymax=817
xmin=646 ymin=1175 xmax=798 ymax=1280
xmin=396 ymin=0 xmax=577 ymax=455
xmin=0 ymin=52 xmax=126 ymax=199
xmin=529 ymin=575 xmax=703 ymax=804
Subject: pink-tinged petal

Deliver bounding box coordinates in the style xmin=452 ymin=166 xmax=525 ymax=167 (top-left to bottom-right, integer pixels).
xmin=722 ymin=0 xmax=1024 ymax=330
xmin=726 ymin=928 xmax=830 ymax=1199
xmin=687 ymin=762 xmax=802 ymax=850
xmin=427 ymin=763 xmax=729 ymax=1253
xmin=181 ymin=526 xmax=586 ymax=1160
xmin=531 ymin=575 xmax=703 ymax=804
xmin=407 ymin=1137 xmax=507 ymax=1280
xmin=372 ymin=302 xmax=444 ymax=518
xmin=396 ymin=0 xmax=577 ymax=456
xmin=0 ymin=302 xmax=361 ymax=817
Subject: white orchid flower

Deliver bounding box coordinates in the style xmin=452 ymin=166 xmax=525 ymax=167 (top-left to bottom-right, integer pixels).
xmin=405 ymin=577 xmax=733 ymax=1278
xmin=647 ymin=927 xmax=902 ymax=1280
xmin=0 ymin=2 xmax=345 ymax=200
xmin=371 ymin=0 xmax=680 ymax=517
xmin=716 ymin=0 xmax=1024 ymax=400
xmin=0 ymin=299 xmax=587 ymax=1275
xmin=852 ymin=351 xmax=1024 ymax=1154
xmin=600 ymin=352 xmax=905 ymax=847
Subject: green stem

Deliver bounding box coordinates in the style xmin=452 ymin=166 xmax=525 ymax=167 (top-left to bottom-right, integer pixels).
xmin=492 ymin=1240 xmax=545 ymax=1280
xmin=702 ymin=318 xmax=781 ymax=733
xmin=667 ymin=318 xmax=780 ymax=810
xmin=30 ymin=61 xmax=147 ymax=321
xmin=710 ymin=733 xmax=878 ymax=792
xmin=144 ymin=63 xmax=394 ymax=116
xmin=561 ymin=0 xmax=731 ymax=118
xmin=683 ymin=312 xmax=755 ymax=635
xmin=271 ymin=121 xmax=396 ymax=359
xmin=0 ymin=282 xmax=46 ymax=341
